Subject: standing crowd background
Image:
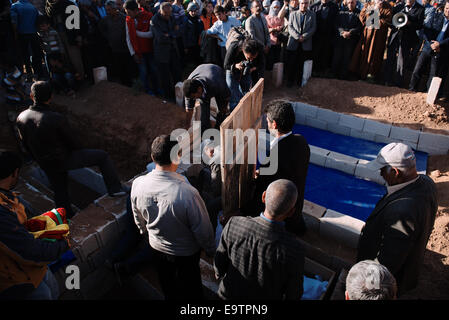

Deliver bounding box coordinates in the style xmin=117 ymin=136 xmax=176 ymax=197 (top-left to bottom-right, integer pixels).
xmin=2 ymin=0 xmax=449 ymax=105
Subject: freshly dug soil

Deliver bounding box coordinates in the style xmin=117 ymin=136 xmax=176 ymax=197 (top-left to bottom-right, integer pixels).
xmin=52 ymin=81 xmax=186 ymax=180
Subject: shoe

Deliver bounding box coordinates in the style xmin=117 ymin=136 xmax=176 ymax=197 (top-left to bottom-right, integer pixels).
xmin=109 ymin=184 xmax=131 ymax=197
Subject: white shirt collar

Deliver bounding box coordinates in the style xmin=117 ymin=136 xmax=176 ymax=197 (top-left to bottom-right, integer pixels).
xmin=270 ymin=131 xmax=292 ymax=149
xmin=386 ymin=176 xmax=419 ymax=197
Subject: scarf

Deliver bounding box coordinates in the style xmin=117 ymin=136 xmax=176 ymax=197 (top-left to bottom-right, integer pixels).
xmin=269 ymin=1 xmax=281 ymax=16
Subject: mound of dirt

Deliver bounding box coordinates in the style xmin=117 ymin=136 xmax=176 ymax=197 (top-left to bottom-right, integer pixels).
xmin=52 ymin=81 xmax=187 ymax=180
xmin=298 ymin=78 xmax=449 ymax=134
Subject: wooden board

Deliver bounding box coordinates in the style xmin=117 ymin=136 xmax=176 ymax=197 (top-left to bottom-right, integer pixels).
xmin=220 ymin=78 xmax=265 ymax=219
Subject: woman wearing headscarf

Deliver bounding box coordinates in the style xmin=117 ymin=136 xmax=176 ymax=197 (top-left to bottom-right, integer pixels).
xmin=265 ymin=0 xmax=284 ymax=70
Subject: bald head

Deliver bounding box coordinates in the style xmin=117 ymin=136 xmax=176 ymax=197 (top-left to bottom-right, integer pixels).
xmin=264 ymin=179 xmax=298 ymax=219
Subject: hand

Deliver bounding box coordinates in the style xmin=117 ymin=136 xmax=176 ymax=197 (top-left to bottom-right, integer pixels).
xmin=235 ymin=62 xmax=244 ymax=70
xmin=250 ymin=66 xmax=257 ymax=73
xmin=430 ymin=40 xmax=440 ymax=51
xmin=264 ymin=45 xmax=270 ymax=54
xmin=342 ymin=31 xmax=351 ymax=39
xmin=298 ymin=35 xmax=304 ymax=42
xmin=254 ymin=169 xmax=260 ymax=179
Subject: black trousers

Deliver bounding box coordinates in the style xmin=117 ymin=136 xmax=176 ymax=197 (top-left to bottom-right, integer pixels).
xmin=266 ymin=44 xmax=281 ymax=71
xmin=384 ymin=34 xmax=418 ymax=87
xmin=285 ymin=47 xmax=312 ymax=86
xmin=199 ymin=96 xmax=229 ymax=135
xmin=409 ymin=48 xmax=440 ymax=91
xmin=154 ymin=250 xmax=203 ymax=300
xmin=157 ymin=49 xmax=183 ymax=99
xmin=18 ymin=33 xmax=43 ymax=78
xmin=42 ymin=149 xmax=122 ymax=218
xmin=111 ymin=51 xmax=135 ymax=87
xmin=332 ymin=41 xmax=357 ymax=79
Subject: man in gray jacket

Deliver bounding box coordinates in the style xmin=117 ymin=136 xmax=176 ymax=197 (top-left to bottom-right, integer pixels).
xmin=358 ymin=142 xmax=438 ymax=296
xmin=285 ymin=0 xmax=316 ymax=87
xmin=131 ymin=135 xmax=216 ymax=300
xmin=245 ymin=0 xmax=271 ymax=53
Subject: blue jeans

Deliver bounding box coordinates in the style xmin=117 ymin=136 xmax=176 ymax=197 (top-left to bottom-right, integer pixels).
xmin=226 ymin=69 xmax=252 ymax=112
xmin=0 ymin=268 xmax=59 ymax=300
xmin=137 ymin=52 xmax=160 ymax=93
xmin=52 ymin=72 xmax=75 ymax=93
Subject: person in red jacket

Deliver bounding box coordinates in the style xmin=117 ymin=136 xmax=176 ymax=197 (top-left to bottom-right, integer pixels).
xmin=124 ymin=0 xmax=161 ymax=95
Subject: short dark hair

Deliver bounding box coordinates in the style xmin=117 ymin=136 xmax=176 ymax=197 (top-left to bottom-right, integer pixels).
xmin=214 ymin=5 xmax=225 ymax=14
xmin=31 ymin=81 xmax=53 ymax=104
xmin=242 ymin=39 xmax=260 ymax=56
xmin=264 ymin=100 xmax=296 ymax=133
xmin=0 ymin=150 xmax=23 ymax=180
xmin=124 ymin=0 xmax=138 ymax=10
xmin=183 ymin=79 xmax=202 ymax=97
xmin=151 ymin=135 xmax=179 ymax=166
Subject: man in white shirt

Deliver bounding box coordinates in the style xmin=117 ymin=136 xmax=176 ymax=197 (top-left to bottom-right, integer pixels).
xmin=131 ymin=134 xmax=216 ymax=299
xmin=206 ymin=5 xmax=241 ymax=65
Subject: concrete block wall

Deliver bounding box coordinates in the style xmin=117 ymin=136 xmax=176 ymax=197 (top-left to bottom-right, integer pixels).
xmin=291 ymin=101 xmax=449 ymax=155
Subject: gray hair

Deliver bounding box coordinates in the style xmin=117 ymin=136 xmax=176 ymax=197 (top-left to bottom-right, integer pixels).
xmin=346 ymin=260 xmax=397 ymax=300
xmin=160 ymin=1 xmax=172 ymax=11
xmin=265 ymin=179 xmax=298 ymax=218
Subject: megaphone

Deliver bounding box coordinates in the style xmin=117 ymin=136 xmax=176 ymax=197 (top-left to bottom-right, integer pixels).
xmin=392 ymin=12 xmax=408 ymax=28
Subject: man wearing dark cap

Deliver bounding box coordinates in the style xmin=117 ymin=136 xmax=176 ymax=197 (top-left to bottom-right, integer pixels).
xmin=358 ymin=142 xmax=438 ymax=296
xmin=16 ymin=81 xmax=128 ymax=219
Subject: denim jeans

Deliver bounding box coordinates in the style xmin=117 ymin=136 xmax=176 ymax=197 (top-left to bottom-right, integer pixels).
xmin=0 ymin=268 xmax=59 ymax=300
xmin=225 ymin=69 xmax=252 ymax=112
xmin=137 ymin=52 xmax=160 ymax=93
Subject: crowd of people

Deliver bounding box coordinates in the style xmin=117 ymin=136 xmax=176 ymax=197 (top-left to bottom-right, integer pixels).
xmin=0 ymin=0 xmax=441 ymax=302
xmin=2 ymin=0 xmax=449 ymax=106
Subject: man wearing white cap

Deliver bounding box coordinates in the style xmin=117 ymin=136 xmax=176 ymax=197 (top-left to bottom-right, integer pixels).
xmin=357 ymin=142 xmax=438 ymax=296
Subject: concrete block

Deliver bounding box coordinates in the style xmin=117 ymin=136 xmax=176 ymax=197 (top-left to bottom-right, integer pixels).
xmin=295 ymin=112 xmax=307 ymax=125
xmin=316 ymin=108 xmax=340 ymax=124
xmin=87 ymin=249 xmax=108 ymax=270
xmin=320 ymin=209 xmax=365 ymax=249
xmin=389 ymin=126 xmax=421 ymax=144
xmin=350 ymin=128 xmax=376 ymax=141
xmin=302 ymin=200 xmax=327 ymax=233
xmin=338 ymin=114 xmax=365 ymax=131
xmin=70 ymin=233 xmax=100 ymax=261
xmin=399 ymin=141 xmax=417 ymax=151
xmin=327 ymin=123 xmax=351 ymax=136
xmin=175 ymin=81 xmax=184 ymax=108
xmin=354 ymin=160 xmax=386 ymax=185
xmin=303 ymin=200 xmax=327 ymax=219
xmin=95 ymin=218 xmax=120 ymax=248
xmin=95 ymin=195 xmax=127 ymax=217
xmin=294 ymin=102 xmax=318 ymax=118
xmin=80 ymin=266 xmax=117 ymax=300
xmin=362 ymin=119 xmax=392 ymax=137
xmin=309 ymin=145 xmax=330 ymax=167
xmin=417 ymin=131 xmax=449 ymax=151
xmin=415 ymin=143 xmax=447 ymax=155
xmin=305 ymin=116 xmax=328 ymax=130
xmin=272 ymin=62 xmax=284 ymax=88
xmin=374 ymin=134 xmax=398 ymax=144
xmin=325 ymin=152 xmax=358 ymax=175
xmin=426 ymin=77 xmax=442 ymax=105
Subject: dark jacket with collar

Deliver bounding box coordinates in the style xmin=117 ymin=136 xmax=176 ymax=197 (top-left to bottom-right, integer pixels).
xmin=251 ymin=133 xmax=310 ymax=237
xmin=184 ymin=63 xmax=230 ymax=110
xmin=310 ymin=0 xmax=339 ymax=39
xmin=150 ymin=11 xmax=179 ymax=63
xmin=423 ymin=10 xmax=449 ymax=52
xmin=16 ymin=103 xmax=80 ymax=171
xmin=389 ymin=1 xmax=424 ymax=45
xmin=334 ymin=7 xmax=362 ymax=47
xmin=357 ymin=175 xmax=438 ymax=295
xmin=214 ymin=215 xmax=305 ymax=300
xmin=0 ymin=188 xmax=69 ymax=293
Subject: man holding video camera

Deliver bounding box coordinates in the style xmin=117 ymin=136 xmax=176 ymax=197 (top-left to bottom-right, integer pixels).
xmin=224 ymin=38 xmax=264 ymax=111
